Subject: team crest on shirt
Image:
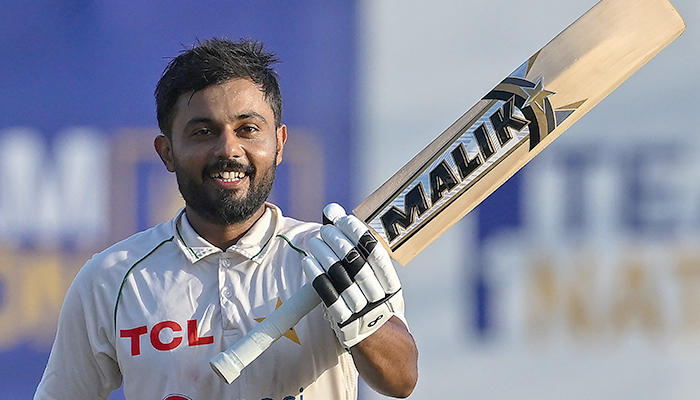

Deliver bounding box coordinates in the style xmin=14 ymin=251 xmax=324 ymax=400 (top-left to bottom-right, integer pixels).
xmin=164 ymin=395 xmax=193 ymax=400
xmin=254 ymin=297 xmax=302 ymax=345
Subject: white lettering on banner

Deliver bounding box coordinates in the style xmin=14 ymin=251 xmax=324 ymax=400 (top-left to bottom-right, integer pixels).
xmin=0 ymin=128 xmax=109 ymax=247
xmin=483 ymin=133 xmax=700 ymax=344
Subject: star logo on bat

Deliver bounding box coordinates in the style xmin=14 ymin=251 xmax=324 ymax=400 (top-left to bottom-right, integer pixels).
xmin=522 ymin=77 xmax=555 ymax=111
xmin=254 ymin=298 xmax=301 ymax=345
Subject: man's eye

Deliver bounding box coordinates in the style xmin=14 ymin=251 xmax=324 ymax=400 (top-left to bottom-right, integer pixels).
xmin=194 ymin=128 xmax=213 ymax=136
xmin=238 ymin=125 xmax=259 ymax=134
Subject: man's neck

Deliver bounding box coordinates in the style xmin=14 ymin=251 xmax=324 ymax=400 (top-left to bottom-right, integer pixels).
xmin=184 ymin=205 xmax=266 ymax=250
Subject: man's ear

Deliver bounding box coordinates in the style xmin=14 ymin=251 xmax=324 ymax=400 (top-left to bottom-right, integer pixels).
xmin=154 ymin=135 xmax=176 ymax=172
xmin=276 ymin=124 xmax=288 ymax=165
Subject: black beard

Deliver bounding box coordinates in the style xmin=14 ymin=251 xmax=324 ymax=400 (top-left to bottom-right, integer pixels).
xmin=175 ymin=157 xmax=276 ymax=226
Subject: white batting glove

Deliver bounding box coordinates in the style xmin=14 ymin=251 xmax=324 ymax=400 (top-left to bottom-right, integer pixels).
xmin=303 ymin=203 xmax=403 ymax=348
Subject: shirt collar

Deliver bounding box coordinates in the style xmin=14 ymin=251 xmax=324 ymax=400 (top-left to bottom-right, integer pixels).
xmin=172 ymin=204 xmax=280 ymax=264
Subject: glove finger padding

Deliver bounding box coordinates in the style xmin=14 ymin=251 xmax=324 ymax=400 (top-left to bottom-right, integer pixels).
xmin=319 ymin=225 xmax=386 ymax=303
xmin=323 ymin=203 xmax=401 ymax=294
xmin=302 ymin=256 xmax=352 ymax=324
xmin=308 ymin=237 xmax=367 ymax=313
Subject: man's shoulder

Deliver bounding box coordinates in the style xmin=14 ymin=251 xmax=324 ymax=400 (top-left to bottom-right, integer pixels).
xmin=76 ymin=217 xmax=177 ymax=285
xmin=263 ymin=204 xmax=321 ymax=254
xmin=274 ymin=208 xmax=320 ymax=238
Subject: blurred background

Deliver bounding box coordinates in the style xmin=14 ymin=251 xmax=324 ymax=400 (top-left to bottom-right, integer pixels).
xmin=0 ymin=0 xmax=697 ymax=398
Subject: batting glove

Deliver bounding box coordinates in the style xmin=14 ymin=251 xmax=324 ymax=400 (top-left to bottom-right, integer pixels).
xmin=303 ymin=203 xmax=403 ymax=348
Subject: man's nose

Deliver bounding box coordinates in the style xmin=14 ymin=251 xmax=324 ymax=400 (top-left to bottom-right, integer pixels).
xmin=215 ymin=128 xmax=244 ymax=159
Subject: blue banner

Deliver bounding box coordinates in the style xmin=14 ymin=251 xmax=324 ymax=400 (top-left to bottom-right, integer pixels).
xmin=0 ymin=1 xmax=358 ymax=398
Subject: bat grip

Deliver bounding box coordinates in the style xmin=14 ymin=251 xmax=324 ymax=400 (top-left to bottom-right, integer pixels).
xmin=209 ymin=282 xmax=321 ymax=384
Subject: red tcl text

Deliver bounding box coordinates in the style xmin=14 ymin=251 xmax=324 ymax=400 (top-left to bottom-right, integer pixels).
xmin=120 ymin=320 xmax=214 ymax=356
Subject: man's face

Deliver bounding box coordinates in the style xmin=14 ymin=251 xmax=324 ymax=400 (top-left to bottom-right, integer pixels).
xmin=156 ymin=78 xmax=287 ymax=226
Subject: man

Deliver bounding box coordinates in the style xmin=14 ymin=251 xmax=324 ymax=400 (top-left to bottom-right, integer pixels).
xmin=35 ymin=38 xmax=418 ymax=400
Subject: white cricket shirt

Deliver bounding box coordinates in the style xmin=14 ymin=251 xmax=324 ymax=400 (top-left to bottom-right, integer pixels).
xmin=35 ymin=204 xmax=397 ymax=400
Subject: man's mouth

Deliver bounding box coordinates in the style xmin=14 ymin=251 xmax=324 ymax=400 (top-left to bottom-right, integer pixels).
xmin=210 ymin=170 xmax=246 ymax=183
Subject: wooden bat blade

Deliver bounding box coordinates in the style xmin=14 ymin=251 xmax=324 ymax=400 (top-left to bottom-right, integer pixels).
xmin=211 ymin=0 xmax=685 ymax=383
xmin=354 ymin=0 xmax=685 ymax=266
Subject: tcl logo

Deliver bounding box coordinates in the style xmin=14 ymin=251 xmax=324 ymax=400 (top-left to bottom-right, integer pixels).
xmin=120 ymin=319 xmax=213 ymax=356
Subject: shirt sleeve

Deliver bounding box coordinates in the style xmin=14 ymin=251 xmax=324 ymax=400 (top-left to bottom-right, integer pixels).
xmin=34 ymin=265 xmax=122 ymax=400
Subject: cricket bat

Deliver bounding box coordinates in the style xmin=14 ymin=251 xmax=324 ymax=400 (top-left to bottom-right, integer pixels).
xmin=210 ymin=0 xmax=685 ymax=384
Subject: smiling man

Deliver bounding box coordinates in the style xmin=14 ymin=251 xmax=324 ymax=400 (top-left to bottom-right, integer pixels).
xmin=156 ymin=77 xmax=285 ymax=249
xmin=34 ymin=39 xmax=418 ymax=400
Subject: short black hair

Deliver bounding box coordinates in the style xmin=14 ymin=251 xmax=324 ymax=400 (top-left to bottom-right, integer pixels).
xmin=155 ymin=38 xmax=282 ymax=137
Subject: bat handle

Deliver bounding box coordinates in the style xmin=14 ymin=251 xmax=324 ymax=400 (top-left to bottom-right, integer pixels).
xmin=209 ymin=282 xmax=321 ymax=384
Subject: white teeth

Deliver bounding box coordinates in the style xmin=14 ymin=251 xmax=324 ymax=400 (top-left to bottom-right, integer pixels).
xmin=212 ymin=171 xmax=245 ymax=181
